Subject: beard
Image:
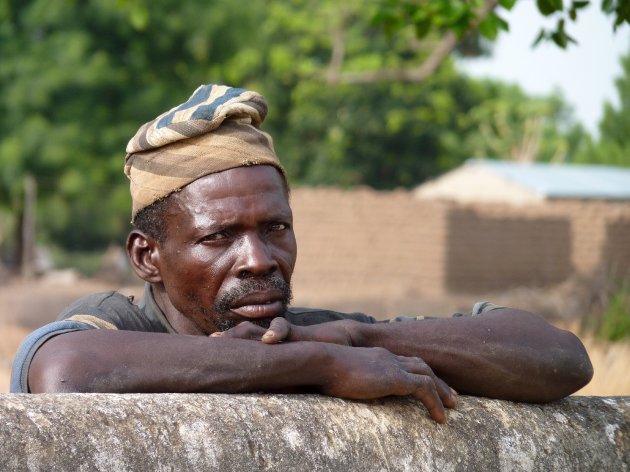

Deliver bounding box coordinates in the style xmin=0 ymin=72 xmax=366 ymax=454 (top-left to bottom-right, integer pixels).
xmin=210 ymin=275 xmax=293 ymax=332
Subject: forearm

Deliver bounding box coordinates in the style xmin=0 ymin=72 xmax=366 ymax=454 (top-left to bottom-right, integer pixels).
xmin=353 ymin=308 xmax=593 ymax=402
xmin=27 ymin=328 xmax=457 ymax=423
xmin=29 ymin=330 xmax=327 ymax=394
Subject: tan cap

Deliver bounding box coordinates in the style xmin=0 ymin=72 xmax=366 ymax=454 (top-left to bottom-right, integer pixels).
xmin=124 ymin=84 xmax=284 ymax=221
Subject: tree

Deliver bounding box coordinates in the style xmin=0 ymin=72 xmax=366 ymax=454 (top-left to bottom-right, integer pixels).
xmin=322 ymin=0 xmax=630 ymax=85
xmin=0 ymin=0 xmax=269 ymax=258
xmin=0 ymin=0 xmax=593 ymax=264
xmin=573 ymin=49 xmax=630 ymax=167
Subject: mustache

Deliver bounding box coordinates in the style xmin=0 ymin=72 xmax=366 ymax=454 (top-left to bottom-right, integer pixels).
xmin=213 ymin=275 xmax=293 ymax=315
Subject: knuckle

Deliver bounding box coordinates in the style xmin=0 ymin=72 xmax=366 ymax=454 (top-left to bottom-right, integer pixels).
xmin=413 ymin=374 xmax=437 ymax=393
xmin=371 ymin=347 xmax=390 ymax=356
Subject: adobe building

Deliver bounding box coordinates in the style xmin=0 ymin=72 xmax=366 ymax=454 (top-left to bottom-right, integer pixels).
xmin=289 ymin=160 xmax=630 ymax=315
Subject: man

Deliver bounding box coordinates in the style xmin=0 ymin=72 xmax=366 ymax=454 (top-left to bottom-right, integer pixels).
xmin=11 ymin=84 xmax=593 ymax=423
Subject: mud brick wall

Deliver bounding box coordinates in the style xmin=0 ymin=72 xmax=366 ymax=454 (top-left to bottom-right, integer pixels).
xmin=290 ymin=187 xmax=630 ymax=306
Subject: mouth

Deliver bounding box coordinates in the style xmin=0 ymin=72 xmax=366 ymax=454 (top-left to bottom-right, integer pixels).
xmin=229 ymin=291 xmax=285 ymax=318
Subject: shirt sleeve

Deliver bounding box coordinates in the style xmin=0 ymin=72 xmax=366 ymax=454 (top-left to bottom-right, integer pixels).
xmin=385 ymin=301 xmax=504 ymax=322
xmin=10 ymin=320 xmax=99 ymax=393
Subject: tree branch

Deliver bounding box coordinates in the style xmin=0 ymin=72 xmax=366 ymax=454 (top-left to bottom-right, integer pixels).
xmin=326 ymin=20 xmax=346 ymax=84
xmin=326 ymin=0 xmax=500 ymax=85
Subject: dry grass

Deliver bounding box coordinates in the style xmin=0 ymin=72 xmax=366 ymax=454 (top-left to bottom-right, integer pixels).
xmin=575 ymin=336 xmax=630 ymax=396
xmin=0 ymin=322 xmax=30 ymax=393
xmin=1 ymin=319 xmax=628 ymax=395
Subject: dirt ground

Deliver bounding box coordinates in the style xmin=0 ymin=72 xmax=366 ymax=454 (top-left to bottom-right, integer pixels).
xmin=0 ymin=275 xmax=143 ymax=330
xmin=1 ymin=274 xmax=629 ymax=395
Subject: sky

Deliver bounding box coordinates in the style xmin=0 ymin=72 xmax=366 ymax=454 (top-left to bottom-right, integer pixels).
xmin=457 ymin=1 xmax=630 ymax=135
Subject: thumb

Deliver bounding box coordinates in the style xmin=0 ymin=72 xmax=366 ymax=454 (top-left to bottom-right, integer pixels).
xmin=262 ymin=317 xmax=291 ymax=344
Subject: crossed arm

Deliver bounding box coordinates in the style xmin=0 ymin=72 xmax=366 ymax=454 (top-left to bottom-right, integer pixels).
xmin=28 ymin=307 xmax=593 ymax=423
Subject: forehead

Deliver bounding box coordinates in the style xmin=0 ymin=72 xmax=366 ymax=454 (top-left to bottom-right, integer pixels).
xmin=168 ymin=166 xmax=290 ymax=226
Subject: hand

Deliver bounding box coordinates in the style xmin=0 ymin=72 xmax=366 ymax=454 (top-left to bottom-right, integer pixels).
xmin=320 ymin=344 xmax=457 ymax=423
xmin=211 ymin=317 xmax=357 ymax=346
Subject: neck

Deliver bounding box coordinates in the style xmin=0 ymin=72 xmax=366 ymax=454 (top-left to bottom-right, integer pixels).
xmin=151 ymin=284 xmax=206 ymax=336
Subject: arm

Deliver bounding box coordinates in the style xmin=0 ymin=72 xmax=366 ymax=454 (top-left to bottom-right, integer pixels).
xmin=218 ymin=308 xmax=593 ymax=402
xmin=353 ymin=308 xmax=593 ymax=402
xmin=28 ymin=329 xmax=456 ymax=422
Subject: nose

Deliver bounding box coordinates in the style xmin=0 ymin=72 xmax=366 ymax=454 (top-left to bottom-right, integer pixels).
xmin=235 ymin=233 xmax=278 ymax=278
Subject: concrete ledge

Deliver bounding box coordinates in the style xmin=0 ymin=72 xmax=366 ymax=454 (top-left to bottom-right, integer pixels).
xmin=1 ymin=394 xmax=629 ymax=471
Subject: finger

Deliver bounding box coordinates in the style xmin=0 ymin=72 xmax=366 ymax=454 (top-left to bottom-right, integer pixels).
xmin=398 ymin=357 xmax=457 ymax=408
xmin=408 ymin=375 xmax=447 ymax=424
xmin=215 ymin=322 xmax=267 ymax=340
xmin=434 ymin=377 xmax=457 ymax=409
xmin=261 ymin=317 xmax=291 ymax=344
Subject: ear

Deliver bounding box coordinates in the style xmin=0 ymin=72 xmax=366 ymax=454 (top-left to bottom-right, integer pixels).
xmin=126 ymin=230 xmax=162 ymax=283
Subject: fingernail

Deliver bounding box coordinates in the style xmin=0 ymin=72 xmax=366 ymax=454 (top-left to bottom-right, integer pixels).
xmin=262 ymin=331 xmax=274 ymax=338
xmin=450 ymin=388 xmax=458 ymax=397
xmin=210 ymin=332 xmax=223 ymax=337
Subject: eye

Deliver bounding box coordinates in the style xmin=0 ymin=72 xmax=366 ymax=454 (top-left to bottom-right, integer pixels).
xmin=201 ymin=232 xmax=227 ymax=243
xmin=269 ymin=223 xmax=289 ymax=232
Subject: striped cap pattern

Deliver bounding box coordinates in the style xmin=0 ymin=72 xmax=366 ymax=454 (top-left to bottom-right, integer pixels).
xmin=125 ymin=84 xmax=284 ymax=221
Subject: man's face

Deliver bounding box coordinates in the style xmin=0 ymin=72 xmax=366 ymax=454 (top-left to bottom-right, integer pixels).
xmin=154 ymin=165 xmax=297 ymax=334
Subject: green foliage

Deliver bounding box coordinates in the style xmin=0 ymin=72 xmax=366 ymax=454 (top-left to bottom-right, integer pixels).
xmin=597 ymin=288 xmax=630 ymax=341
xmin=0 ymin=0 xmax=598 ymax=259
xmin=0 ymin=0 xmax=269 ymax=251
xmin=49 ymin=247 xmax=104 ymax=277
xmin=458 ymin=86 xmax=581 ymax=164
xmin=372 ymin=0 xmax=491 ymax=40
xmin=595 ymin=280 xmax=630 ymax=341
xmin=573 ymin=49 xmax=630 ymax=167
xmin=531 ymin=0 xmax=629 ymax=48
xmin=372 ymin=0 xmax=630 ymax=50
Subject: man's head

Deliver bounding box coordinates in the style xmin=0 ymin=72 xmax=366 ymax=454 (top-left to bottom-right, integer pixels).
xmin=124 ymin=84 xmax=296 ymax=334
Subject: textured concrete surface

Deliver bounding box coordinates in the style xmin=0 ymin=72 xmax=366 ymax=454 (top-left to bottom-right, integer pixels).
xmin=1 ymin=394 xmax=629 ymax=471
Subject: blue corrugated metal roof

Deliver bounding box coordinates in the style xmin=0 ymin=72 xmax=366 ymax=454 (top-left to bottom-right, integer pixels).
xmin=467 ymin=159 xmax=630 ymax=200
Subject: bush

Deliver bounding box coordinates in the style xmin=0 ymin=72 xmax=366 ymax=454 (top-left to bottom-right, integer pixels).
xmin=596 ymin=280 xmax=630 ymax=342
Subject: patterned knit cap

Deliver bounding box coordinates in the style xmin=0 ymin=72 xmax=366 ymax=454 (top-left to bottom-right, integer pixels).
xmin=124 ymin=84 xmax=284 ymax=221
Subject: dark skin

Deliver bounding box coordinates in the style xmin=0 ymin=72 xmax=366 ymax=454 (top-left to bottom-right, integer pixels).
xmin=28 ymin=165 xmax=593 ymax=423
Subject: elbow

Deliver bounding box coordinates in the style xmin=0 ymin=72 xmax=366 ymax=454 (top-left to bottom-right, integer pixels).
xmin=538 ymin=331 xmax=594 ymax=402
xmin=562 ymin=331 xmax=594 ymax=393
xmin=29 ymin=347 xmax=95 ymax=393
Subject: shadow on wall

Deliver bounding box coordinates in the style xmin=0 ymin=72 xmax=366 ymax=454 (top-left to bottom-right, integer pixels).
xmin=602 ymin=219 xmax=630 ymax=279
xmin=445 ymin=209 xmax=573 ymax=293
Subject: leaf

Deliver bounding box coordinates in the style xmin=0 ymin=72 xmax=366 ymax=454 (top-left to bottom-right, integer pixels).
xmin=499 ymin=0 xmax=518 ymax=10
xmin=551 ymin=31 xmax=568 ymax=48
xmin=493 ymin=13 xmax=510 ymax=31
xmin=478 ymin=16 xmax=499 ymax=40
xmin=572 ymin=0 xmax=590 ymax=9
xmin=536 ymin=0 xmax=564 ymax=16
xmin=532 ymin=28 xmax=547 ymax=47
xmin=413 ymin=19 xmax=431 ymax=39
xmin=602 ymin=0 xmax=614 ymax=14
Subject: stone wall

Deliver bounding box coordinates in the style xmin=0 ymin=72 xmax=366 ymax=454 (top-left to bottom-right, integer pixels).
xmin=1 ymin=394 xmax=628 ymax=471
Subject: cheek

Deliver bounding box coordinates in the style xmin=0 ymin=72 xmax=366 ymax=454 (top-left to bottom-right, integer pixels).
xmin=161 ymin=248 xmax=229 ymax=298
xmin=278 ymin=233 xmax=298 ymax=274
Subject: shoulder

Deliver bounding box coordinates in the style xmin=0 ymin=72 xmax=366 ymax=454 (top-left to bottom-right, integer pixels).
xmin=56 ymin=291 xmax=137 ymax=327
xmin=57 ymin=290 xmax=164 ymax=332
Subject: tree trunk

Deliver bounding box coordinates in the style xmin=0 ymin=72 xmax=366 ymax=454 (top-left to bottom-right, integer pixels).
xmin=20 ymin=174 xmax=36 ymax=279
